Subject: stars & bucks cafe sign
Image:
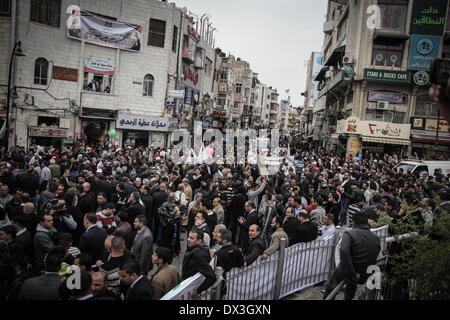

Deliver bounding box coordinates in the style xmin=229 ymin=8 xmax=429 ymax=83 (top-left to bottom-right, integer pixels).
xmin=363 ymin=69 xmax=411 ymax=83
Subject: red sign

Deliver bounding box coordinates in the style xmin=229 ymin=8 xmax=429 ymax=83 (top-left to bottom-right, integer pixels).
xmin=52 ymin=66 xmax=78 ymax=82
xmin=187 ymin=25 xmax=200 ymax=42
xmin=0 ymin=98 xmax=6 ymax=114
xmin=183 ymin=67 xmax=199 ymax=85
xmin=29 ymin=127 xmax=68 ymax=138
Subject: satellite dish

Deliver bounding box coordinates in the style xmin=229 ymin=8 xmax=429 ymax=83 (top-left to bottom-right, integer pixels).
xmin=182 ymin=7 xmax=188 ymax=14
xmin=69 ymin=99 xmax=77 ymax=107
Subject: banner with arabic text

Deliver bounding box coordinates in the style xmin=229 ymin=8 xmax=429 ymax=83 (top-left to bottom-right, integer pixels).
xmin=68 ymin=11 xmax=143 ymax=52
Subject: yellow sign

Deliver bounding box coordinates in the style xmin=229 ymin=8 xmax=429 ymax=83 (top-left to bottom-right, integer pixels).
xmin=425 ymin=119 xmax=450 ymax=132
xmin=348 ymin=136 xmax=362 ymax=158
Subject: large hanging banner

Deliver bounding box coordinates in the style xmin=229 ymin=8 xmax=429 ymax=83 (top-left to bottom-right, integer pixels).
xmin=68 ymin=11 xmax=143 ymax=52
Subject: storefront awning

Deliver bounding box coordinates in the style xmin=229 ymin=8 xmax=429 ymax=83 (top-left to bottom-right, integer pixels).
xmin=324 ymin=46 xmax=345 ymax=66
xmin=373 ymin=32 xmax=409 ymax=45
xmin=331 ymin=133 xmax=340 ymax=139
xmin=362 ymin=136 xmax=410 ymax=146
xmin=314 ymin=66 xmax=330 ymax=82
xmin=411 ymin=131 xmax=450 ymax=144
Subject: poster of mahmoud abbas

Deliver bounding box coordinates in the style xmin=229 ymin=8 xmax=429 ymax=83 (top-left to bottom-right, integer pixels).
xmin=67 ymin=11 xmax=143 ymax=52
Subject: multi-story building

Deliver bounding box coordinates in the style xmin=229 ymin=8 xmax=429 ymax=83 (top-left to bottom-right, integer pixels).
xmin=217 ymin=53 xmax=235 ymax=127
xmin=233 ymin=58 xmax=256 ymax=129
xmin=0 ymin=0 xmax=217 ymax=149
xmin=313 ymin=0 xmax=450 ymax=159
xmin=253 ymin=82 xmax=269 ymax=128
xmin=267 ymin=87 xmax=280 ymax=129
xmin=301 ymin=51 xmax=322 ymax=142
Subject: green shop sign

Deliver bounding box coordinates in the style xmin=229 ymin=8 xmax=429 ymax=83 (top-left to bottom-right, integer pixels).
xmin=363 ymin=68 xmax=411 ymax=83
xmin=410 ymin=0 xmax=448 ymax=35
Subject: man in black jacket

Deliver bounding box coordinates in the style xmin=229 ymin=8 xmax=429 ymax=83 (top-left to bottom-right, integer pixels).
xmin=123 ymin=191 xmax=145 ymax=225
xmin=282 ymin=206 xmax=300 ymax=245
xmin=152 ymin=183 xmax=168 ymax=237
xmin=16 ymin=165 xmax=40 ymax=199
xmin=182 ymin=229 xmax=216 ymax=300
xmin=323 ymin=211 xmax=380 ymax=300
xmin=76 ymin=184 xmax=95 ymax=216
xmin=293 ymin=211 xmax=318 ymax=245
xmin=140 ymin=185 xmax=154 ymax=229
xmin=237 ymin=201 xmax=259 ymax=250
xmin=243 ymin=224 xmax=265 ymax=267
xmin=79 ymin=213 xmax=107 ymax=262
xmin=119 ymin=261 xmax=154 ymax=300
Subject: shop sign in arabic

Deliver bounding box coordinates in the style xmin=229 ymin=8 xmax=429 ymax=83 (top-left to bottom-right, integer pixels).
xmin=410 ymin=0 xmax=447 ymax=35
xmin=116 ymin=115 xmax=177 ymax=131
xmin=425 ymin=119 xmax=450 ymax=132
xmin=408 ymin=34 xmax=441 ymax=71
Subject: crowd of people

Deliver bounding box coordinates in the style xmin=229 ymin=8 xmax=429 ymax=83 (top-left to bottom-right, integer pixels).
xmin=0 ymin=140 xmax=448 ymax=300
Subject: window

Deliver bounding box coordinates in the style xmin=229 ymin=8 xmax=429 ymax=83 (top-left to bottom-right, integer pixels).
xmin=415 ymin=95 xmax=440 ymax=117
xmin=218 ymin=94 xmax=226 ymax=107
xmin=148 ymin=19 xmax=166 ymax=48
xmin=372 ymin=41 xmax=403 ymax=67
xmin=0 ymin=0 xmax=11 ymax=16
xmin=205 ymin=57 xmax=212 ymax=76
xmin=143 ymin=74 xmax=154 ymax=96
xmin=38 ymin=116 xmax=59 ymax=127
xmin=378 ymin=0 xmax=408 ymax=31
xmin=236 ymin=83 xmax=242 ymax=94
xmin=30 ymin=0 xmax=61 ymax=28
xmin=172 ymin=25 xmax=178 ymax=53
xmin=34 ymin=58 xmax=48 ymax=85
xmin=83 ymin=72 xmax=112 ymax=93
xmin=365 ymin=110 xmax=405 ymax=123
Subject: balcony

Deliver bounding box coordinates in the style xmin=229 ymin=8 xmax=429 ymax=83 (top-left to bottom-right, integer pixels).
xmin=81 ymin=91 xmax=118 ymax=114
xmin=323 ymin=20 xmax=335 ymax=34
xmin=317 ymin=68 xmax=352 ymax=99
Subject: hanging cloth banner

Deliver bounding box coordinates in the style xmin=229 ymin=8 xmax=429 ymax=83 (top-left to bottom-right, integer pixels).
xmin=68 ymin=10 xmax=143 ymax=52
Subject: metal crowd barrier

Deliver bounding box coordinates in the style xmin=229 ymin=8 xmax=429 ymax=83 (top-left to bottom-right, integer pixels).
xmin=164 ymin=225 xmax=393 ymax=300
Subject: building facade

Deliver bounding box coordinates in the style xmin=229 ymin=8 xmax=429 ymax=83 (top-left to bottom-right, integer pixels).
xmin=0 ymin=0 xmax=219 ymax=149
xmin=310 ymin=0 xmax=450 ymax=159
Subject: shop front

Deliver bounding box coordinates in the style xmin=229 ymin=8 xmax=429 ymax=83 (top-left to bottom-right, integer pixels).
xmin=410 ymin=117 xmax=450 ymax=158
xmin=28 ymin=127 xmax=68 ymax=149
xmin=116 ymin=113 xmax=178 ymax=149
xmin=78 ymin=107 xmax=116 ymax=145
xmin=337 ymin=117 xmax=411 ymax=159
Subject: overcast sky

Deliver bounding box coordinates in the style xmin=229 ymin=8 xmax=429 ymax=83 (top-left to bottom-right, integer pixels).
xmin=173 ymin=0 xmax=328 ymax=108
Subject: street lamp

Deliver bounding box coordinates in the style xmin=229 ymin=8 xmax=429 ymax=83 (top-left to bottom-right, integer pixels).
xmin=5 ymin=41 xmax=25 ymax=151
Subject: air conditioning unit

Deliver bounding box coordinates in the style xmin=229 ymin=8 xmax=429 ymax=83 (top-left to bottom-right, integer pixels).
xmin=325 ymin=71 xmax=333 ymax=79
xmin=342 ymin=55 xmax=354 ymax=64
xmin=377 ymin=101 xmax=389 ymax=110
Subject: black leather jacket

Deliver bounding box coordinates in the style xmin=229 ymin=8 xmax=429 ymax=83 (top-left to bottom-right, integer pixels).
xmin=340 ymin=225 xmax=381 ymax=278
xmin=182 ymin=244 xmax=216 ymax=294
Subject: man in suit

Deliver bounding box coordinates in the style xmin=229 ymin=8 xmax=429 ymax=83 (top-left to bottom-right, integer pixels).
xmin=293 ymin=211 xmax=318 ymax=245
xmin=202 ymin=198 xmax=217 ymax=237
xmin=76 ymin=184 xmax=95 ymax=216
xmin=11 ymin=215 xmax=33 ymax=265
xmin=124 ymin=191 xmax=145 ymax=225
xmin=152 ymin=183 xmax=168 ymax=238
xmin=59 ymin=169 xmax=71 ymax=192
xmin=238 ymin=201 xmax=260 ymax=250
xmin=282 ymin=206 xmax=300 ymax=245
xmin=79 ymin=213 xmax=107 ymax=262
xmin=18 ymin=246 xmax=64 ymax=300
xmin=243 ymin=224 xmax=266 ymax=267
xmin=119 ymin=261 xmax=154 ymax=300
xmin=131 ymin=215 xmax=153 ymax=276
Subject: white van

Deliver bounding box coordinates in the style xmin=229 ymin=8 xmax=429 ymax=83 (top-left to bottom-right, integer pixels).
xmin=394 ymin=160 xmax=450 ymax=177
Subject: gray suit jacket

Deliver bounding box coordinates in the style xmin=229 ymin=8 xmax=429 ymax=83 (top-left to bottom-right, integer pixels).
xmin=18 ymin=272 xmax=61 ymax=300
xmin=131 ymin=227 xmax=154 ymax=274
